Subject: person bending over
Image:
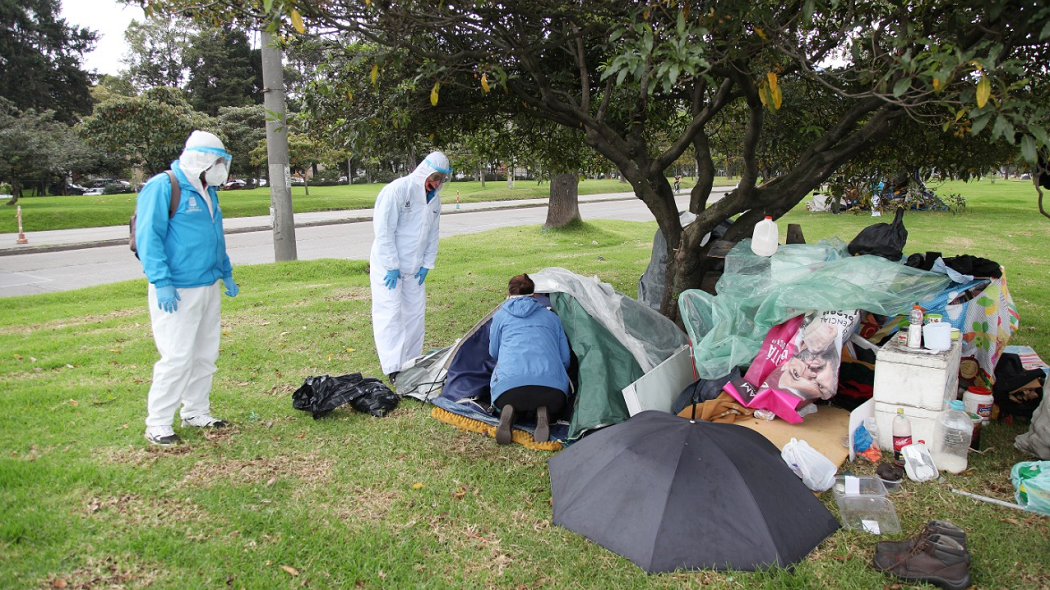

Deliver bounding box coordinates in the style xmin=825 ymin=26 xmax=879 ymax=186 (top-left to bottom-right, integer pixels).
xmin=488 ymin=274 xmax=571 ymax=444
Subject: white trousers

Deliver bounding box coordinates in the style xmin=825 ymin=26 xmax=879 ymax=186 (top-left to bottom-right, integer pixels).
xmin=370 ymin=266 xmax=427 ymax=374
xmin=145 ymin=282 xmax=221 ymax=427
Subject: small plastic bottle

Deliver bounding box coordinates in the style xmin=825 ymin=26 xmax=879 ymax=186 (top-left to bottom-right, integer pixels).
xmin=892 ymin=408 xmax=912 ymax=465
xmin=907 ymin=305 xmax=924 ymax=348
xmin=751 ymin=216 xmax=779 ymax=257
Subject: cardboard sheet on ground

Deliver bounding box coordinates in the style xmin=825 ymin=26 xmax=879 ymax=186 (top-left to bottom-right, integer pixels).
xmin=738 ymin=405 xmax=851 ymax=467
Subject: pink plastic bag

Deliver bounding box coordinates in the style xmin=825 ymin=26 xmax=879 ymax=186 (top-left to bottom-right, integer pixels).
xmin=729 ymin=311 xmax=860 ymax=422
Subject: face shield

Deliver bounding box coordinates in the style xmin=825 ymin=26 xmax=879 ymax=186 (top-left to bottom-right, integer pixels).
xmin=185 ymin=146 xmax=233 ymax=187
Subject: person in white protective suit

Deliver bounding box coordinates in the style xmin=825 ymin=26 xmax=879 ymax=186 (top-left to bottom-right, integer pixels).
xmin=369 ymin=151 xmax=451 ymax=384
xmin=136 ymin=130 xmax=239 ymax=446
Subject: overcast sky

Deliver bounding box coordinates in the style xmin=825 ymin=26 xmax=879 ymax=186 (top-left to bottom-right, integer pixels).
xmin=60 ymin=0 xmax=145 ymax=77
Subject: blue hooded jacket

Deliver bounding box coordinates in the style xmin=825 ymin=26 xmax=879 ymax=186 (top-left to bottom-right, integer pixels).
xmin=135 ymin=161 xmax=233 ymax=288
xmin=488 ymin=296 xmax=571 ymax=403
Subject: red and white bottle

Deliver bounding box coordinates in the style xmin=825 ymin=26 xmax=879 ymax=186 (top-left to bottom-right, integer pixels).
xmin=892 ymin=408 xmax=912 ymax=465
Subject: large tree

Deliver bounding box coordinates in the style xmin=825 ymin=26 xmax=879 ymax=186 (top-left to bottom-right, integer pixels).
xmin=134 ymin=0 xmax=1050 ymax=322
xmin=0 ymin=0 xmax=97 ymax=124
xmin=217 ymin=104 xmax=266 ymax=184
xmin=122 ymin=15 xmax=193 ymax=90
xmin=0 ymin=99 xmax=98 ymax=203
xmin=78 ymin=86 xmax=215 ymax=175
xmin=183 ymin=25 xmax=262 ymax=116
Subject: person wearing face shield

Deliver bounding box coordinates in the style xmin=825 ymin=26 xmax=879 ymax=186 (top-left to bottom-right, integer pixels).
xmin=369 ymin=151 xmax=451 ymax=385
xmin=135 ymin=130 xmax=239 ymax=446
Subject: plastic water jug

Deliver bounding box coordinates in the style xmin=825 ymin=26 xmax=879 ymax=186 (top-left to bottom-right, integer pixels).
xmin=930 ymin=401 xmax=972 ymax=474
xmin=751 ymin=216 xmax=778 ymax=257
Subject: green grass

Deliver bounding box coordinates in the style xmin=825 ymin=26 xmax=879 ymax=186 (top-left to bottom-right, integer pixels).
xmin=2 ymin=180 xmax=1049 ymax=589
xmin=0 ymin=177 xmax=719 ymax=234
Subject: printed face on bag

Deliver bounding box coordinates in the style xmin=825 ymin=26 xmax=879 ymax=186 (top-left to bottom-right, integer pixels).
xmin=775 ymin=346 xmax=837 ymax=401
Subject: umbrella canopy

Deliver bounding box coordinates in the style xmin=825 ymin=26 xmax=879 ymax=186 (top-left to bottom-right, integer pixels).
xmin=548 ymin=410 xmax=839 ymax=573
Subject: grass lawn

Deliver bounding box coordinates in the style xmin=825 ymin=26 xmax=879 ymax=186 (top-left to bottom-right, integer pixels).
xmin=0 ymin=176 xmax=724 ymax=234
xmin=1 ymin=179 xmax=1049 ymax=589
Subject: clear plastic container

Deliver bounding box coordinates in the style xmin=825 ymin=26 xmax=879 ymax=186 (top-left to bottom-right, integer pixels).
xmin=833 ymin=476 xmax=900 ymax=535
xmin=931 ymin=401 xmax=972 ymax=474
xmin=750 ymin=216 xmax=778 ymax=257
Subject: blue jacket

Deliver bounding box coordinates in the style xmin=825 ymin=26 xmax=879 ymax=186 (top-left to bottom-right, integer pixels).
xmin=488 ymin=296 xmax=571 ymax=403
xmin=135 ymin=161 xmax=233 ymax=288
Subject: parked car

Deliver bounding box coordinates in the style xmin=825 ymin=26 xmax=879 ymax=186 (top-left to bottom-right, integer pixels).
xmin=221 ymin=179 xmax=247 ymax=190
xmin=83 ymin=187 xmax=105 ymax=196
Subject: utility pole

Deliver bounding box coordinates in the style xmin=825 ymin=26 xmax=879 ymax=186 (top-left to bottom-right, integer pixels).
xmin=261 ymin=30 xmax=297 ymax=261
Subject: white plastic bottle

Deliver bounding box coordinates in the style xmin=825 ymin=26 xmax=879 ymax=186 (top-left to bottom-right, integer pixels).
xmin=907 ymin=305 xmax=924 ymax=348
xmin=751 ymin=216 xmax=778 ymax=257
xmin=931 ymin=400 xmax=973 ymax=474
xmin=892 ymin=408 xmax=912 ymax=465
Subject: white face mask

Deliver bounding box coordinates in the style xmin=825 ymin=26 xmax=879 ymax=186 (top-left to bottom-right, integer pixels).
xmin=204 ymin=162 xmax=229 ymax=187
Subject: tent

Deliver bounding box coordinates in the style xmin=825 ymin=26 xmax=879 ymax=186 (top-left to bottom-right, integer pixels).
xmin=396 ymin=267 xmax=689 ymax=442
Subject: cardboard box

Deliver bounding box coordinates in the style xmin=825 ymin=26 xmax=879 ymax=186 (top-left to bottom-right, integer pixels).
xmin=872 ymin=339 xmax=961 ymax=412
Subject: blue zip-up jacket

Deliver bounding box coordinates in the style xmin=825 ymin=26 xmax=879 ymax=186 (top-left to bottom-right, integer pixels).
xmin=488 ymin=296 xmax=571 ymax=403
xmin=135 ymin=161 xmax=233 ymax=288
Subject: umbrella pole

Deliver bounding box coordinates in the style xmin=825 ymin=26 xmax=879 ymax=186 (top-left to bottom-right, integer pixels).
xmin=690 ymin=380 xmax=701 ymax=421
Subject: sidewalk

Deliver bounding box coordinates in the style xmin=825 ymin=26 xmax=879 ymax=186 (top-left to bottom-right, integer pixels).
xmin=0 ymin=192 xmax=647 ymax=256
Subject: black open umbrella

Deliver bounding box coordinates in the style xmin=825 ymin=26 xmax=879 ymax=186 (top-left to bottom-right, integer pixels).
xmin=548 ymin=410 xmax=839 ymax=573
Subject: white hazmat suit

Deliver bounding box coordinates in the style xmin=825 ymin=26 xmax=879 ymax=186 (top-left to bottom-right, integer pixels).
xmin=370 ymin=152 xmax=450 ymax=376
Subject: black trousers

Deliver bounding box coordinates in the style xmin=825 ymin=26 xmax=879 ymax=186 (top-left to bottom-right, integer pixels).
xmin=494 ymin=385 xmax=566 ymax=415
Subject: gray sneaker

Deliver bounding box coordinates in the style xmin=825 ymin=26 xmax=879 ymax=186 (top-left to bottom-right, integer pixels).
xmin=181 ymin=414 xmax=230 ymax=428
xmin=144 ymin=425 xmax=182 ymax=446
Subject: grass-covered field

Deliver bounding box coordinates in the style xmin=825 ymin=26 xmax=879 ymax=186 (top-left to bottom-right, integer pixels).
xmin=1 ymin=178 xmax=1048 ymax=589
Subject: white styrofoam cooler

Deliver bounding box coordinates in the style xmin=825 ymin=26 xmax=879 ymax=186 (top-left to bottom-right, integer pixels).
xmin=872 ymin=339 xmax=962 ymax=412
xmin=873 ymin=402 xmax=941 ymax=451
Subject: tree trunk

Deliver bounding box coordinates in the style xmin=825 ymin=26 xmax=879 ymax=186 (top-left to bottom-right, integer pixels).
xmin=5 ymin=180 xmax=22 ymax=206
xmin=478 ymin=164 xmax=485 ymax=187
xmin=544 ymin=172 xmax=581 ymax=228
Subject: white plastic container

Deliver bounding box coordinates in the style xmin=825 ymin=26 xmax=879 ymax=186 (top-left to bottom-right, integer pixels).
xmin=751 ymin=216 xmax=778 ymax=257
xmin=922 ymin=322 xmax=951 ymax=351
xmin=872 ymin=339 xmax=961 ymax=412
xmin=901 ymin=440 xmax=938 ymax=482
xmin=930 ymin=401 xmax=972 ymax=474
xmin=963 ymin=386 xmax=994 ymax=423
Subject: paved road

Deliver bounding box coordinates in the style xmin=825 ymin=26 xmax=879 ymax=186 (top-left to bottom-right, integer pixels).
xmin=0 ymin=190 xmax=718 ymax=299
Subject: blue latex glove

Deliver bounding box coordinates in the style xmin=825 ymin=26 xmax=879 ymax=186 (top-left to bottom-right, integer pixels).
xmin=383 ymin=269 xmax=401 ymax=290
xmin=414 ymin=267 xmax=430 ymax=285
xmin=222 ymin=276 xmax=239 ymax=297
xmin=156 ymin=285 xmax=180 ymax=313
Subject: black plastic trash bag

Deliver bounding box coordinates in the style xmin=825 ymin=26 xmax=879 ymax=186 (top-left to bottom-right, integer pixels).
xmin=847 ymin=207 xmax=907 ymax=260
xmin=292 ymin=373 xmax=399 ymax=419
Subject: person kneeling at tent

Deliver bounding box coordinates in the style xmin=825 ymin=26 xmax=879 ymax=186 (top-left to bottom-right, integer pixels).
xmin=489 ymin=274 xmax=571 ymax=445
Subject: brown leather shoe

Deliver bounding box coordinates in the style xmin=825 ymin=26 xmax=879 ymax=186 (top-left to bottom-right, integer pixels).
xmin=534 ymin=406 xmax=550 ymax=443
xmin=873 ymin=534 xmax=971 ymax=590
xmin=496 ymin=405 xmax=515 ymax=445
xmin=874 ymin=520 xmax=967 ymax=568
